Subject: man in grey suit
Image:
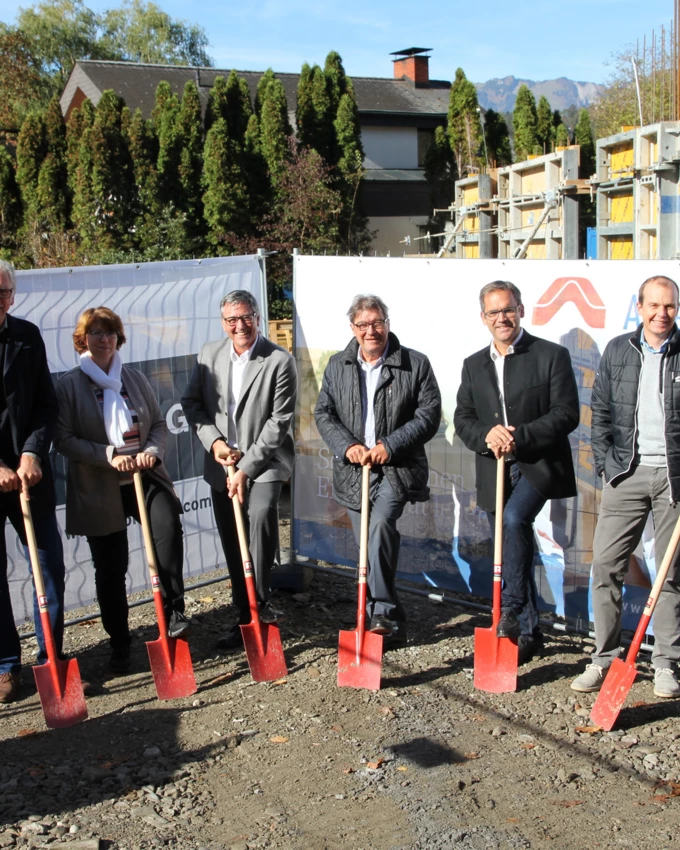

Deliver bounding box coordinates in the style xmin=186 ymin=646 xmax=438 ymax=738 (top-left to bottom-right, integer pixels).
xmin=182 ymin=290 xmax=297 ymax=649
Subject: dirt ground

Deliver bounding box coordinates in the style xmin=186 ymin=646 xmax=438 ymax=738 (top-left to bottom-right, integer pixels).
xmin=2 ymin=511 xmax=680 ymax=850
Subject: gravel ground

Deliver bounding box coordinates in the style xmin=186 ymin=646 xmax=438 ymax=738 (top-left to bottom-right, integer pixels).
xmin=2 ymin=512 xmax=680 ymax=850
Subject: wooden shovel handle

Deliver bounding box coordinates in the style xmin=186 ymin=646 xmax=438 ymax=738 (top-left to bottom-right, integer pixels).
xmin=227 ymin=465 xmax=251 ymax=568
xmin=20 ymin=493 xmax=47 ymax=601
xmin=493 ymin=458 xmax=505 ymax=567
xmin=133 ymin=471 xmax=159 ymax=580
xmin=358 ymin=465 xmax=370 ymax=583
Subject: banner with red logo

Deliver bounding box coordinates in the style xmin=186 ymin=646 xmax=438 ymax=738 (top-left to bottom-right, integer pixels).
xmin=294 ymin=256 xmax=680 ymax=631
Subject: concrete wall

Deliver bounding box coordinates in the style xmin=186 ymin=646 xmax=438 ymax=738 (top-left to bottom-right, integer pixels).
xmin=362 ymin=126 xmax=419 ymax=169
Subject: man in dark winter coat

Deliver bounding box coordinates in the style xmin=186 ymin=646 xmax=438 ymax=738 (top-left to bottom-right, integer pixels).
xmin=572 ymin=275 xmax=680 ymax=698
xmin=314 ymin=294 xmax=441 ymax=648
xmin=454 ymin=280 xmax=579 ymax=664
xmin=0 ymin=260 xmax=65 ymax=704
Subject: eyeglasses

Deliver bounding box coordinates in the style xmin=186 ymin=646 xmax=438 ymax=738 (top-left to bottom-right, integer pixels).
xmin=87 ymin=330 xmax=118 ymax=339
xmin=353 ymin=320 xmax=387 ymax=332
xmin=483 ymin=307 xmax=520 ymax=320
xmin=222 ymin=313 xmax=256 ymax=327
xmin=0 ymin=288 xmax=14 ymax=300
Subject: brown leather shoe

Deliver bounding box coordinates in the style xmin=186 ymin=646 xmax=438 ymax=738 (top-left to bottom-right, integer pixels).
xmin=0 ymin=671 xmax=21 ymax=704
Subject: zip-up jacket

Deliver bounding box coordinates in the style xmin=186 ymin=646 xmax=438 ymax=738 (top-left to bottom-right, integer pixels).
xmin=591 ymin=324 xmax=680 ymax=500
xmin=314 ymin=332 xmax=442 ymax=511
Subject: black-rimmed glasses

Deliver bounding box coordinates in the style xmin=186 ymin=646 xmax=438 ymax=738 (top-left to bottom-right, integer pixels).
xmin=483 ymin=307 xmax=519 ymax=320
xmin=223 ymin=313 xmax=256 ymax=327
xmin=353 ymin=320 xmax=387 ymax=332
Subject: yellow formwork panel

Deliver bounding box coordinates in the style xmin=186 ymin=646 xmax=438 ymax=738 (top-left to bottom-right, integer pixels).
xmin=610 ymin=142 xmax=634 ymax=177
xmin=463 ymin=243 xmax=480 ymax=259
xmin=609 ymin=236 xmax=634 ymax=259
xmin=520 ymin=166 xmax=546 ymax=195
xmin=610 ymin=193 xmax=633 ymax=223
xmin=464 ymin=213 xmax=479 ymax=232
xmin=525 ymin=241 xmax=547 ymax=259
xmin=463 ymin=185 xmax=479 ymax=205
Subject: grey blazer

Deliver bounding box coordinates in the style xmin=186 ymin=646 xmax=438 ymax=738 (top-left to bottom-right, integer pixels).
xmin=181 ymin=334 xmax=297 ymax=492
xmin=54 ymin=366 xmax=179 ymax=537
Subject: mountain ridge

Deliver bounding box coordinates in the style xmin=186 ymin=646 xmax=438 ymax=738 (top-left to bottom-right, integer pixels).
xmin=475 ymin=75 xmax=604 ymax=112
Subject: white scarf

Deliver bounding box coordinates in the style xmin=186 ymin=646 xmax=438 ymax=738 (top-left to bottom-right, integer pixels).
xmin=80 ymin=351 xmax=133 ymax=448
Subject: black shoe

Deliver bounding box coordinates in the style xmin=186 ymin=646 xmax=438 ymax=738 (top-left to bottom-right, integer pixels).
xmin=369 ymin=615 xmax=393 ymax=635
xmin=496 ymin=610 xmax=521 ymax=639
xmin=259 ymin=602 xmax=283 ymax=625
xmin=109 ymin=645 xmax=131 ymax=675
xmin=370 ymin=618 xmax=407 ymax=651
xmin=382 ymin=629 xmax=408 ymax=652
xmin=517 ymin=633 xmax=545 ymax=665
xmin=168 ymin=610 xmax=192 ymax=639
xmin=215 ymin=625 xmax=244 ymax=650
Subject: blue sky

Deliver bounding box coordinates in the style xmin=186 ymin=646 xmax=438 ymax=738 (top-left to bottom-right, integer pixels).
xmin=0 ymin=0 xmax=672 ymax=84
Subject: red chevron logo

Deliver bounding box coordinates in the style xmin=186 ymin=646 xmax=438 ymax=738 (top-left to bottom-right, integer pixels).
xmin=532 ymin=277 xmax=606 ymax=328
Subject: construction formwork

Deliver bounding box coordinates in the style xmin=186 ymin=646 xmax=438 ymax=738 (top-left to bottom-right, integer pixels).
xmin=453 ymin=173 xmax=497 ymax=259
xmin=496 ymin=148 xmax=580 ymax=259
xmin=593 ymin=122 xmax=680 ymax=260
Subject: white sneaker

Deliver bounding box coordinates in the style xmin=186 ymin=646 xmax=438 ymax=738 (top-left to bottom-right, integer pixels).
xmin=654 ymin=668 xmax=680 ymax=699
xmin=571 ymin=663 xmax=606 ymax=692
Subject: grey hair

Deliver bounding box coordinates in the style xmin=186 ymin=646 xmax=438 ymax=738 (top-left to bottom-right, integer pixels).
xmin=638 ymin=275 xmax=679 ymax=304
xmin=0 ymin=260 xmax=16 ymax=290
xmin=220 ymin=289 xmax=259 ymax=316
xmin=347 ymin=294 xmax=389 ymax=324
xmin=479 ymin=280 xmax=522 ymax=312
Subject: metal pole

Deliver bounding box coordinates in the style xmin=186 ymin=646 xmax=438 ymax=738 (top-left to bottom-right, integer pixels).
xmin=632 ymin=57 xmax=644 ymax=127
xmin=477 ymin=107 xmax=489 ymax=169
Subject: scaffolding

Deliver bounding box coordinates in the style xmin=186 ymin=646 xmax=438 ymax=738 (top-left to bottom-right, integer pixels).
xmin=593 ymin=121 xmax=680 ymax=260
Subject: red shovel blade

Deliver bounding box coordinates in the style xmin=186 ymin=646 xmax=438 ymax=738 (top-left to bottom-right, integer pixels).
xmin=33 ymin=657 xmax=88 ymax=729
xmin=146 ymin=636 xmax=197 ymax=700
xmin=241 ymin=622 xmax=288 ymax=683
xmin=590 ymin=658 xmax=638 ymax=731
xmin=337 ymin=628 xmax=383 ymax=691
xmin=473 ymin=626 xmax=518 ymax=693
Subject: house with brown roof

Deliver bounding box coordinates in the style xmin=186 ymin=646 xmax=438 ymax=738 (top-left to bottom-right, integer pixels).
xmin=60 ymin=48 xmax=450 ymax=255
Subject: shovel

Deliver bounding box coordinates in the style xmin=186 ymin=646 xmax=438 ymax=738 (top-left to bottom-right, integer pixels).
xmin=133 ymin=471 xmax=196 ymax=700
xmin=338 ymin=464 xmax=383 ymax=691
xmin=591 ymin=513 xmax=680 ymax=731
xmin=227 ymin=465 xmax=288 ymax=682
xmin=20 ymin=492 xmax=88 ymax=729
xmin=474 ymin=457 xmax=519 ymax=693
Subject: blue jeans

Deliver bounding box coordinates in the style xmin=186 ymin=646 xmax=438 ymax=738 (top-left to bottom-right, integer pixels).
xmin=489 ymin=463 xmax=546 ymax=637
xmin=0 ymin=496 xmax=65 ymax=674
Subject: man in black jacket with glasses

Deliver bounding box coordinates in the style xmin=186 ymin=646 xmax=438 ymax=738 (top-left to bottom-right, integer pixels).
xmin=454 ymin=280 xmax=579 ymax=664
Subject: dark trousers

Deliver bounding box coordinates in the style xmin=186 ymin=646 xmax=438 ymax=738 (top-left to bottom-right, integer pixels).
xmin=86 ymin=476 xmax=184 ymax=650
xmin=212 ymin=480 xmax=282 ymax=623
xmin=488 ymin=463 xmax=546 ymax=637
xmin=0 ymin=494 xmax=65 ymax=674
xmin=348 ymin=472 xmax=406 ymax=624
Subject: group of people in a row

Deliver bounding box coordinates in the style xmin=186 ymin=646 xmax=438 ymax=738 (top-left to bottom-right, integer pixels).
xmin=1 ymin=257 xmax=679 ymax=707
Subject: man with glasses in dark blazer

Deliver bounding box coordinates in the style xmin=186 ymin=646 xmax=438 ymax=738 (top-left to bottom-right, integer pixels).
xmin=454 ymin=280 xmax=579 ymax=664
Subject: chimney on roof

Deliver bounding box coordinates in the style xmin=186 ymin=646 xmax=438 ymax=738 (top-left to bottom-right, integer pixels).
xmin=391 ymin=47 xmax=431 ymax=85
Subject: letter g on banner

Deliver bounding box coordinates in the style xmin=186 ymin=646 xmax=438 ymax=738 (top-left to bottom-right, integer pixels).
xmin=167 ymin=403 xmax=189 ymax=434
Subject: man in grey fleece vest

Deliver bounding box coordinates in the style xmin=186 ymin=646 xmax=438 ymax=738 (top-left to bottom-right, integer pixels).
xmin=572 ymin=275 xmax=680 ymax=698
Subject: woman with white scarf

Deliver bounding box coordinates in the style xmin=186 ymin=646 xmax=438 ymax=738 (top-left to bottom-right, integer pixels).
xmin=54 ymin=307 xmax=190 ymax=675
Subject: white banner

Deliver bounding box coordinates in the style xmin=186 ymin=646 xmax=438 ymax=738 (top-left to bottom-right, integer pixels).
xmin=10 ymin=255 xmax=264 ymax=624
xmin=294 ymin=255 xmax=680 ymax=630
